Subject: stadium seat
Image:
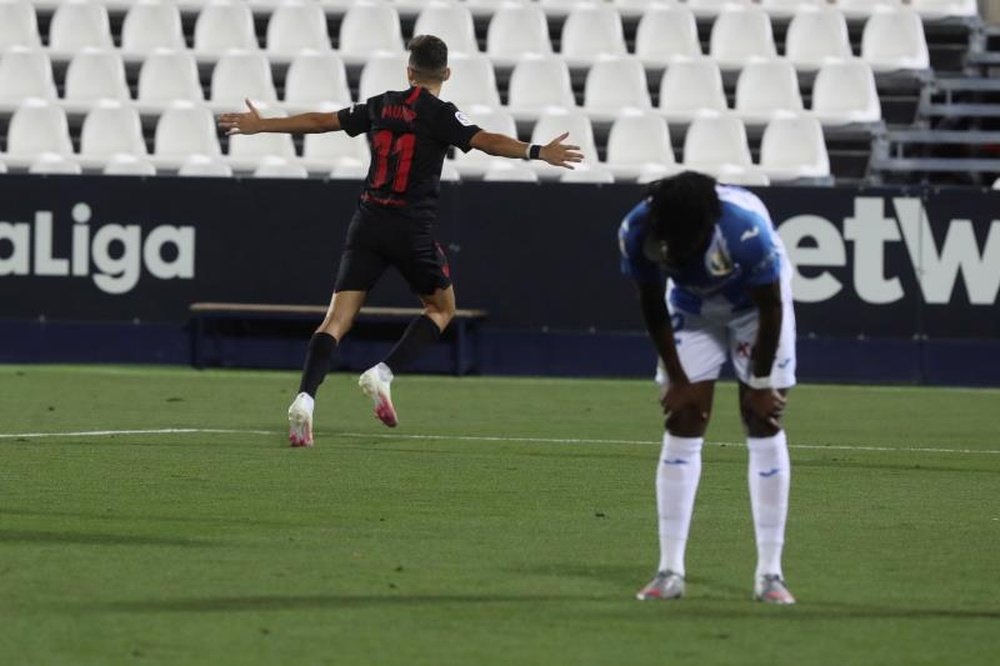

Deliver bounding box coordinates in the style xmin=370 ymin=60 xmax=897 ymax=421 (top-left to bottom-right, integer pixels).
xmin=440 ymin=161 xmax=460 ymax=182
xmin=635 ymin=5 xmax=702 ymax=66
xmin=283 ymin=51 xmax=352 ymax=113
xmin=177 ymin=153 xmax=233 ymax=177
xmin=449 ymin=106 xmax=516 ymax=177
xmin=734 ymin=59 xmax=804 ymax=126
xmin=358 ymin=52 xmax=409 ymax=101
xmin=193 ymin=0 xmax=259 ymax=58
xmin=121 ymin=0 xmax=186 ymax=60
xmin=759 ymin=0 xmax=827 ymax=18
xmin=4 ymin=99 xmax=74 ymax=169
xmin=529 ymin=108 xmax=598 ymax=177
xmin=48 ymin=0 xmax=114 ymax=60
xmin=861 ymin=9 xmax=930 ymax=72
xmin=339 ymin=2 xmax=404 ymax=65
xmin=329 ymin=161 xmax=368 ymax=179
xmin=153 ymin=101 xmax=223 ymax=169
xmin=445 ymin=53 xmax=501 ymax=110
xmin=993 ymin=177 xmax=1000 ymax=190
xmin=537 ymin=0 xmax=584 ymax=18
xmin=29 ymin=152 xmax=82 ymax=175
xmin=210 ymin=51 xmax=278 ymax=112
xmin=682 ymin=114 xmax=755 ymax=176
xmin=0 ymin=48 xmax=57 ymax=113
xmin=560 ymin=4 xmax=627 ymax=68
xmin=709 ymin=6 xmax=777 ymax=70
xmin=413 ymin=2 xmax=478 ymax=55
xmin=136 ymin=50 xmax=205 ymax=115
xmin=834 ymin=0 xmax=903 ymax=20
xmin=612 ymin=0 xmax=680 ymax=20
xmin=253 ymin=155 xmax=309 ymax=178
xmin=63 ymin=50 xmax=131 ymax=114
xmin=266 ymin=1 xmax=332 ymax=61
xmin=103 ymin=154 xmax=157 ymax=176
xmin=0 ymin=160 xmax=6 ymax=173
xmin=392 ymin=0 xmax=437 ymax=17
xmin=506 ymin=55 xmax=576 ymax=121
xmin=302 ymin=131 xmax=370 ymax=173
xmin=810 ymin=59 xmax=881 ymax=125
xmin=759 ymin=114 xmax=830 ymax=181
xmin=482 ymin=161 xmax=539 ymax=182
xmin=583 ymin=56 xmax=652 ymax=122
xmin=910 ymin=0 xmax=979 ymax=19
xmin=785 ymin=7 xmax=853 ymax=71
xmin=687 ymin=0 xmax=751 ymax=18
xmin=658 ymin=57 xmax=728 ymax=124
xmin=559 ymin=163 xmax=615 ymax=183
xmin=713 ymin=166 xmax=770 ymax=186
xmin=605 ymin=110 xmax=678 ymax=181
xmin=79 ymin=101 xmax=148 ymax=169
xmin=227 ymin=114 xmax=297 ymax=171
xmin=0 ymin=0 xmax=41 ymax=50
xmin=485 ymin=3 xmax=552 ymax=67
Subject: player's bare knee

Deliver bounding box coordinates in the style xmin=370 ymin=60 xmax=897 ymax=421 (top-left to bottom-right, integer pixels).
xmin=666 ymin=407 xmax=709 ymax=438
xmin=744 ymin=412 xmax=782 ymax=438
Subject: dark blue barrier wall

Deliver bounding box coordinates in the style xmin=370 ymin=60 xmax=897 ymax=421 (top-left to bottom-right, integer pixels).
xmin=1 ymin=176 xmax=998 ymax=384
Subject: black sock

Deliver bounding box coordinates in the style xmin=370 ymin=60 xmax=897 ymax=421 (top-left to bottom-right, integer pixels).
xmin=298 ymin=332 xmax=338 ymax=397
xmin=384 ymin=315 xmax=442 ymax=373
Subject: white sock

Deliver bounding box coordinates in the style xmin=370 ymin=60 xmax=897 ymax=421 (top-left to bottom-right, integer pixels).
xmin=747 ymin=431 xmax=791 ymax=579
xmin=656 ymin=433 xmax=703 ymax=576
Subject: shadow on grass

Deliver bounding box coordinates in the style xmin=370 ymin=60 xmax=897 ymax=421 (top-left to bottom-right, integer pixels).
xmin=0 ymin=529 xmax=213 ymax=547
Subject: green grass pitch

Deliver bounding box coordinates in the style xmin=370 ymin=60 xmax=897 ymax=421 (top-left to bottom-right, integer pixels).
xmin=1 ymin=364 xmax=998 ymax=665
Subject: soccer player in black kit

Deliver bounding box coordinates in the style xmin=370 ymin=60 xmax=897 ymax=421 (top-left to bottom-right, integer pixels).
xmin=218 ymin=35 xmax=583 ymax=446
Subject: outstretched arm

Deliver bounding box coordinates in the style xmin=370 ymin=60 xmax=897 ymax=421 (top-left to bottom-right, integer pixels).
xmin=218 ymin=99 xmax=341 ymax=136
xmin=469 ymin=130 xmax=584 ymax=169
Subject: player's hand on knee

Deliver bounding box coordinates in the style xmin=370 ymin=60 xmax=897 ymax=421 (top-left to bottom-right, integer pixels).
xmin=661 ymin=382 xmax=708 ymax=422
xmin=743 ymin=388 xmax=786 ymax=429
xmin=540 ymin=132 xmax=584 ymax=169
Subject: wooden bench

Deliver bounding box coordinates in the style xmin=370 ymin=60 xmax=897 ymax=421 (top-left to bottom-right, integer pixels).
xmin=188 ymin=302 xmax=487 ymax=375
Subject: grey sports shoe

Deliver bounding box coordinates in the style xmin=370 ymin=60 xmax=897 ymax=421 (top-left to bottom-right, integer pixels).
xmin=753 ymin=574 xmax=796 ymax=605
xmin=636 ymin=570 xmax=686 ymax=601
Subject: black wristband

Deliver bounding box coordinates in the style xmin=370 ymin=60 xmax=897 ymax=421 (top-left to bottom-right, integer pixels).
xmin=528 ymin=144 xmax=541 ymax=160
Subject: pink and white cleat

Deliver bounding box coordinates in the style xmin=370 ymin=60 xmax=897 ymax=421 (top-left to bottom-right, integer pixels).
xmin=287 ymin=392 xmax=314 ymax=447
xmin=358 ymin=362 xmax=398 ymax=427
xmin=754 ymin=574 xmax=796 ymax=605
xmin=636 ymin=570 xmax=686 ymax=601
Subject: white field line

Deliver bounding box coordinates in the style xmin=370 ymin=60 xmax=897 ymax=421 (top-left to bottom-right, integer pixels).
xmin=0 ymin=428 xmax=997 ymax=456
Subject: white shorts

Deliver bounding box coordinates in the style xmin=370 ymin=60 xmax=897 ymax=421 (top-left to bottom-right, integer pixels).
xmin=655 ymin=284 xmax=797 ymax=390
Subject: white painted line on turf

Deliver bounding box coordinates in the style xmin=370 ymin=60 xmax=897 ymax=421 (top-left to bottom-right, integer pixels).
xmin=1 ymin=427 xmax=998 ymax=456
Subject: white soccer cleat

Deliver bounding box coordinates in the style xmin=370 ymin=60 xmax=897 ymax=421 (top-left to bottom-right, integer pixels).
xmin=753 ymin=574 xmax=796 ymax=605
xmin=358 ymin=362 xmax=398 ymax=428
xmin=287 ymin=392 xmax=314 ymax=447
xmin=636 ymin=570 xmax=686 ymax=601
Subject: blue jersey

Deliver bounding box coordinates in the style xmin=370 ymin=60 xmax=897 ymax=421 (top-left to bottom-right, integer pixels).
xmin=618 ymin=185 xmax=785 ymax=314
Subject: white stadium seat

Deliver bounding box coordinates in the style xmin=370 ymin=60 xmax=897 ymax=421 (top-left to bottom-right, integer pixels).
xmin=482 ymin=161 xmax=539 ymax=182
xmin=449 ymin=106 xmax=516 ymax=177
xmin=658 ymin=57 xmax=728 ymax=124
xmin=506 ymin=55 xmax=575 ymax=121
xmin=358 ymin=52 xmax=409 ymax=101
xmin=283 ymin=51 xmax=352 ymax=113
xmin=4 ymin=99 xmax=74 ymax=168
xmin=485 ymin=3 xmax=552 ymax=67
xmin=810 ymin=59 xmax=882 ymax=125
xmin=709 ymin=6 xmax=777 ymax=70
xmin=413 ymin=2 xmax=478 ymax=55
xmin=440 ymin=161 xmax=460 ymax=182
xmin=529 ymin=108 xmax=598 ymax=177
xmin=687 ymin=0 xmax=750 ymax=18
xmin=253 ymin=155 xmax=309 ymax=178
xmin=193 ymin=0 xmax=259 ymax=58
xmin=121 ymin=0 xmax=186 ymax=59
xmin=445 ymin=53 xmax=501 ymax=110
xmin=329 ymin=161 xmax=368 ymax=180
xmin=635 ymin=5 xmax=701 ymax=66
xmin=559 ymin=163 xmax=615 ymax=184
xmin=153 ymin=101 xmax=223 ymax=169
xmin=79 ymin=101 xmax=148 ymax=168
xmin=834 ymin=0 xmax=903 ymax=20
xmin=759 ymin=114 xmax=830 ymax=181
xmin=339 ymin=2 xmax=404 ymax=64
xmin=0 ymin=0 xmax=41 ymax=50
xmin=0 ymin=48 xmax=57 ymax=113
xmin=210 ymin=51 xmax=278 ymax=112
xmin=103 ymin=154 xmax=157 ymax=176
xmin=63 ymin=50 xmax=131 ymax=114
xmin=612 ymin=0 xmax=680 ymax=20
xmin=910 ymin=0 xmax=979 ymax=19
xmin=583 ymin=56 xmax=651 ymax=122
xmin=993 ymin=177 xmax=1000 ymax=191
xmin=29 ymin=152 xmax=83 ymax=175
xmin=537 ymin=0 xmax=583 ymax=18
xmin=137 ymin=50 xmax=205 ymax=115
xmin=682 ymin=114 xmax=754 ymax=175
xmin=48 ymin=0 xmax=114 ymax=60
xmin=266 ymin=1 xmax=332 ymax=60
xmin=466 ymin=0 xmax=525 ymax=17
xmin=785 ymin=8 xmax=853 ymax=71
xmin=177 ymin=154 xmax=233 ymax=177
xmin=759 ymin=0 xmax=826 ymax=19
xmin=560 ymin=4 xmax=627 ymax=68
xmin=861 ymin=9 xmax=930 ymax=72
xmin=392 ymin=0 xmax=437 ymax=17
xmin=734 ymin=59 xmax=804 ymax=126
xmin=605 ymin=110 xmax=677 ymax=181
xmin=302 ymin=131 xmax=370 ymax=173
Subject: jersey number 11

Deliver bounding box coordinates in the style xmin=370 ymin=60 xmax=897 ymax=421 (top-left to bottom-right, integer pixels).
xmin=371 ymin=130 xmax=416 ymax=193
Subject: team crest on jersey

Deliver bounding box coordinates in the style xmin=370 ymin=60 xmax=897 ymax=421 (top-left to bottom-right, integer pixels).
xmin=707 ymin=249 xmax=734 ymax=276
xmin=455 ymin=111 xmax=473 ymax=126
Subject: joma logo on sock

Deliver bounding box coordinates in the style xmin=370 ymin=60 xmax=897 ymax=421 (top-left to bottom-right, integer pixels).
xmin=0 ymin=203 xmax=196 ymax=295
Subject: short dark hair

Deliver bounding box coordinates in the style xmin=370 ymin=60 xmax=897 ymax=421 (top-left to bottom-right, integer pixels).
xmin=408 ymin=35 xmax=448 ymax=81
xmin=645 ymin=171 xmax=721 ymax=264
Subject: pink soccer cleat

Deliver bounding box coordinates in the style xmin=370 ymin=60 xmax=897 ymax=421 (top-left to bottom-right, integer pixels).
xmin=754 ymin=574 xmax=796 ymax=605
xmin=636 ymin=570 xmax=686 ymax=601
xmin=358 ymin=363 xmax=398 ymax=427
xmin=287 ymin=392 xmax=314 ymax=447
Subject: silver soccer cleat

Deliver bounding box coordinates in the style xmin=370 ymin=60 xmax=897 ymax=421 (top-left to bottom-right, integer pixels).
xmin=636 ymin=570 xmax=686 ymax=601
xmin=753 ymin=574 xmax=796 ymax=605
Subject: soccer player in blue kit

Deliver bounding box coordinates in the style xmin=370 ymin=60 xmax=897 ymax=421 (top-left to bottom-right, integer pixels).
xmin=620 ymin=171 xmax=797 ymax=604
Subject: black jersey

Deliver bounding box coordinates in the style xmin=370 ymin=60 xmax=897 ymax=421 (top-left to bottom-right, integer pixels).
xmin=337 ymin=87 xmax=482 ymax=220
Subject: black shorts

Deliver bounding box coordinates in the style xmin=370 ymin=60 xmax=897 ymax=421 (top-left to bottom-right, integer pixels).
xmin=333 ymin=208 xmax=452 ymax=296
